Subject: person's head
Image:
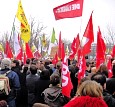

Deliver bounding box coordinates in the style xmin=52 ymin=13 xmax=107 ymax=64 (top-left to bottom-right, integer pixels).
xmin=50 ymin=74 xmax=60 ymax=86
xmin=56 ymin=61 xmax=62 ymax=70
xmin=1 ymin=58 xmax=11 ymax=70
xmin=98 ymin=64 xmax=108 ymax=78
xmin=12 ymin=59 xmax=19 ymax=67
xmin=30 ymin=64 xmax=37 ymax=75
xmin=26 ymin=58 xmax=31 ymax=64
xmin=79 ymin=76 xmax=90 ymax=86
xmin=91 ymin=73 xmax=106 ymax=89
xmin=77 ymin=80 xmax=103 ymax=98
xmin=40 ymin=69 xmax=50 ymax=80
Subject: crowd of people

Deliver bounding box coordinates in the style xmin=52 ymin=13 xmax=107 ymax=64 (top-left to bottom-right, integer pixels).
xmin=0 ymin=57 xmax=115 ymax=107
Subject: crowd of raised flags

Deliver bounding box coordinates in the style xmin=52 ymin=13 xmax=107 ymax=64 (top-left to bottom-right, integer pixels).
xmin=0 ymin=0 xmax=115 ymax=98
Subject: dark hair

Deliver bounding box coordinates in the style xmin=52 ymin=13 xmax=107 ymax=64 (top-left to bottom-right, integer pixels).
xmin=30 ymin=64 xmax=37 ymax=74
xmin=13 ymin=60 xmax=19 ymax=66
xmin=91 ymin=73 xmax=106 ymax=87
xmin=40 ymin=69 xmax=50 ymax=80
xmin=50 ymin=74 xmax=60 ymax=86
xmin=112 ymin=64 xmax=115 ymax=76
xmin=26 ymin=59 xmax=31 ymax=64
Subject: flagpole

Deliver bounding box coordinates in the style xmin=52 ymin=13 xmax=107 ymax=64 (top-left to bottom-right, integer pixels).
xmin=10 ymin=15 xmax=16 ymax=41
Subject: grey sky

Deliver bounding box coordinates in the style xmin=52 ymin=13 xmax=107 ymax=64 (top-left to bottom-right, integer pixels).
xmin=0 ymin=0 xmax=115 ymax=42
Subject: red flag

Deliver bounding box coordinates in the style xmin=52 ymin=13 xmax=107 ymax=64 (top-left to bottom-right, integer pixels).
xmin=33 ymin=50 xmax=41 ymax=59
xmin=52 ymin=52 xmax=58 ymax=65
xmin=25 ymin=43 xmax=33 ymax=58
xmin=5 ymin=41 xmax=13 ymax=59
xmin=77 ymin=52 xmax=86 ymax=83
xmin=16 ymin=48 xmax=23 ymax=61
xmin=111 ymin=45 xmax=115 ymax=58
xmin=107 ymin=58 xmax=113 ymax=78
xmin=96 ymin=27 xmax=106 ymax=68
xmin=82 ymin=12 xmax=94 ymax=55
xmin=23 ymin=52 xmax=27 ymax=64
xmin=53 ymin=0 xmax=84 ymax=20
xmin=69 ymin=34 xmax=80 ymax=59
xmin=58 ymin=31 xmax=62 ymax=60
xmin=62 ymin=43 xmax=73 ymax=97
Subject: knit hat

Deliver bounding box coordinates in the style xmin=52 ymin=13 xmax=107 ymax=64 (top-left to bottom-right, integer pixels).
xmin=1 ymin=58 xmax=11 ymax=69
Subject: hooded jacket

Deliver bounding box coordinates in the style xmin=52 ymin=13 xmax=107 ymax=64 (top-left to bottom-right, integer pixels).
xmin=64 ymin=96 xmax=108 ymax=107
xmin=42 ymin=86 xmax=68 ymax=107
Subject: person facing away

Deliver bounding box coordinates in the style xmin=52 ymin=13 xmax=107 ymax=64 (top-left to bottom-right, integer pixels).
xmin=35 ymin=69 xmax=50 ymax=104
xmin=91 ymin=72 xmax=115 ymax=107
xmin=106 ymin=64 xmax=115 ymax=98
xmin=64 ymin=80 xmax=108 ymax=107
xmin=42 ymin=74 xmax=69 ymax=107
xmin=26 ymin=64 xmax=40 ymax=107
xmin=0 ymin=58 xmax=20 ymax=107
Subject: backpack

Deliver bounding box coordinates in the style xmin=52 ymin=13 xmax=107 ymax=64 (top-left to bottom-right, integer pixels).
xmin=0 ymin=70 xmax=11 ymax=96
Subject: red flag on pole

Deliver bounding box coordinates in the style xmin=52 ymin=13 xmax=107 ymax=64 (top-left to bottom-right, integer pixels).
xmin=52 ymin=52 xmax=58 ymax=65
xmin=107 ymin=58 xmax=113 ymax=78
xmin=111 ymin=45 xmax=115 ymax=58
xmin=77 ymin=50 xmax=86 ymax=83
xmin=5 ymin=41 xmax=13 ymax=59
xmin=16 ymin=48 xmax=23 ymax=61
xmin=69 ymin=34 xmax=80 ymax=60
xmin=25 ymin=43 xmax=33 ymax=58
xmin=53 ymin=0 xmax=84 ymax=20
xmin=62 ymin=43 xmax=73 ymax=98
xmin=96 ymin=27 xmax=106 ymax=68
xmin=82 ymin=12 xmax=94 ymax=55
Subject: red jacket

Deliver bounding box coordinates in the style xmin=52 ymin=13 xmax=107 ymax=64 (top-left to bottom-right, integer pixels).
xmin=64 ymin=96 xmax=108 ymax=107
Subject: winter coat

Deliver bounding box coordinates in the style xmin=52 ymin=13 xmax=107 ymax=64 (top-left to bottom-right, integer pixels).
xmin=35 ymin=78 xmax=50 ymax=103
xmin=103 ymin=90 xmax=115 ymax=107
xmin=26 ymin=74 xmax=39 ymax=105
xmin=42 ymin=86 xmax=69 ymax=107
xmin=106 ymin=76 xmax=115 ymax=98
xmin=64 ymin=96 xmax=108 ymax=107
xmin=0 ymin=68 xmax=20 ymax=102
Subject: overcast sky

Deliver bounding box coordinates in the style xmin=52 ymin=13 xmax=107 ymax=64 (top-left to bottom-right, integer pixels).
xmin=0 ymin=0 xmax=115 ymax=42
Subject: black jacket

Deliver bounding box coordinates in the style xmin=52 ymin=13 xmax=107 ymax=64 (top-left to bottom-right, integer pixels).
xmin=103 ymin=90 xmax=115 ymax=107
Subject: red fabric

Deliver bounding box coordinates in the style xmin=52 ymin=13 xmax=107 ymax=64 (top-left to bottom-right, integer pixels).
xmin=107 ymin=58 xmax=113 ymax=78
xmin=82 ymin=12 xmax=94 ymax=55
xmin=33 ymin=50 xmax=41 ymax=59
xmin=77 ymin=52 xmax=86 ymax=83
xmin=53 ymin=0 xmax=84 ymax=20
xmin=52 ymin=52 xmax=58 ymax=65
xmin=16 ymin=48 xmax=23 ymax=61
xmin=64 ymin=96 xmax=108 ymax=107
xmin=5 ymin=41 xmax=13 ymax=58
xmin=62 ymin=43 xmax=73 ymax=98
xmin=96 ymin=27 xmax=106 ymax=68
xmin=69 ymin=34 xmax=80 ymax=60
xmin=25 ymin=43 xmax=33 ymax=58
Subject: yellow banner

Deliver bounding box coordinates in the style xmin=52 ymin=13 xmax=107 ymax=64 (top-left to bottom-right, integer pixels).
xmin=16 ymin=0 xmax=30 ymax=43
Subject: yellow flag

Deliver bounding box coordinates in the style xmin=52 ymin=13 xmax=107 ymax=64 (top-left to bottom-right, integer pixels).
xmin=42 ymin=34 xmax=46 ymax=47
xmin=31 ymin=43 xmax=36 ymax=52
xmin=16 ymin=0 xmax=30 ymax=43
xmin=0 ymin=44 xmax=4 ymax=52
